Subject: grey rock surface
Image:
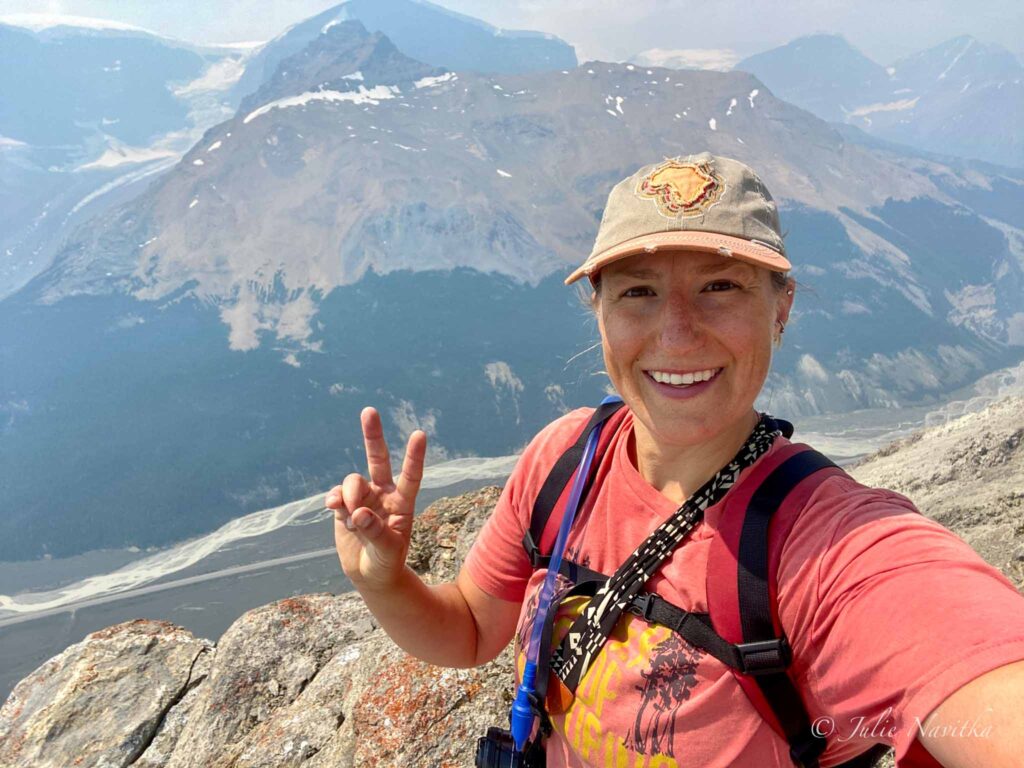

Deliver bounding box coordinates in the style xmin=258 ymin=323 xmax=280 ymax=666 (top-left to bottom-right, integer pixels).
xmin=0 ymin=619 xmax=212 ymax=768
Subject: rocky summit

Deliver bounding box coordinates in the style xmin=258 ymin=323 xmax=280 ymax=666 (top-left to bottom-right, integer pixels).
xmin=3 ymin=395 xmax=1023 ymax=767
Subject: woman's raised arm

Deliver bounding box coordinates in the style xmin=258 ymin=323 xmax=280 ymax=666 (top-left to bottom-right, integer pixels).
xmin=325 ymin=407 xmax=519 ymax=667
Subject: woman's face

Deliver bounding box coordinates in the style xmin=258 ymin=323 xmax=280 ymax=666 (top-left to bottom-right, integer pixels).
xmin=594 ymin=248 xmax=794 ymax=451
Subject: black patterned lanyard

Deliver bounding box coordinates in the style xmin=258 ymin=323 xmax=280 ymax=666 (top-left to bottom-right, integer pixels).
xmin=549 ymin=415 xmax=783 ymax=693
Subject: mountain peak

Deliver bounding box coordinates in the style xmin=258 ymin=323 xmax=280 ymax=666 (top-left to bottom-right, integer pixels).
xmin=735 ymin=33 xmax=886 ymax=122
xmin=238 ymin=20 xmax=438 ymax=114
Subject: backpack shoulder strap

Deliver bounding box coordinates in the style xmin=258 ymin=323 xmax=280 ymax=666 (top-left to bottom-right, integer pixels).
xmin=521 ymin=400 xmax=628 ymax=567
xmin=707 ymin=442 xmax=847 ymax=768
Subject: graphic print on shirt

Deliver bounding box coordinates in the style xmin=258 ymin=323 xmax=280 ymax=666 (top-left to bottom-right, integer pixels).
xmin=516 ymin=571 xmax=575 ymax=662
xmin=565 ymin=545 xmax=592 ymax=570
xmin=625 ymin=633 xmax=703 ymax=758
xmin=516 ymin=586 xmax=708 ymax=768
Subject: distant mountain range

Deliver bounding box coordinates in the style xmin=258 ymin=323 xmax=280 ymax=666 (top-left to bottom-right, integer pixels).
xmin=0 ymin=18 xmax=254 ymax=299
xmin=232 ymin=0 xmax=576 ymax=104
xmin=0 ymin=1 xmax=576 ymax=300
xmin=2 ymin=11 xmax=1022 ymax=563
xmin=736 ymin=34 xmax=1024 ymax=168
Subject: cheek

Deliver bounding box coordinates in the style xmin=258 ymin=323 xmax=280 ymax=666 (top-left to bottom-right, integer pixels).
xmin=597 ymin=312 xmax=644 ymax=382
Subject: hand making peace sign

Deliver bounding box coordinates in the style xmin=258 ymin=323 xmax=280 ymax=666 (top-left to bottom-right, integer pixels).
xmin=325 ymin=407 xmax=427 ymax=591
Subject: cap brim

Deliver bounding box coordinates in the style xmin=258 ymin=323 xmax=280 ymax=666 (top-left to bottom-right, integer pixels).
xmin=564 ymin=231 xmax=792 ymax=285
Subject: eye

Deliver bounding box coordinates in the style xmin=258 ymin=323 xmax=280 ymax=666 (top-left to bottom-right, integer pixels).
xmin=704 ymin=280 xmax=738 ymax=292
xmin=622 ymin=285 xmax=655 ymax=298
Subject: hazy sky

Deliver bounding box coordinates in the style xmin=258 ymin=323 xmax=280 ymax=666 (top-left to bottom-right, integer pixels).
xmin=1 ymin=0 xmax=1022 ymax=64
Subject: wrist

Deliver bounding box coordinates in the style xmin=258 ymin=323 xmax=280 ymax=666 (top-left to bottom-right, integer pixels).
xmin=348 ymin=562 xmax=411 ymax=595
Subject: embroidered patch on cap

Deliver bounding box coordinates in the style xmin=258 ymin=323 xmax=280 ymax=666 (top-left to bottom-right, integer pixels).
xmin=636 ymin=158 xmax=725 ymax=218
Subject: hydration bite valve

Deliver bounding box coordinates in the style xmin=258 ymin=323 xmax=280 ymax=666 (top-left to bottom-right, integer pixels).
xmin=510 ymin=662 xmax=538 ymax=751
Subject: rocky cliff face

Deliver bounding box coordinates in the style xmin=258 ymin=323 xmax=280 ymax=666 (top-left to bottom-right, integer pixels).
xmin=3 ymin=398 xmax=1023 ymax=767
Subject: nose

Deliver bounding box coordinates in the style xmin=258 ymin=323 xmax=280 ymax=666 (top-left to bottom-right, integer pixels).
xmin=658 ymin=292 xmax=703 ymax=349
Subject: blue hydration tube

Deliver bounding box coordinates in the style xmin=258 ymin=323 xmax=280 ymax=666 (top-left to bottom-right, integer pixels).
xmin=510 ymin=394 xmax=622 ymax=752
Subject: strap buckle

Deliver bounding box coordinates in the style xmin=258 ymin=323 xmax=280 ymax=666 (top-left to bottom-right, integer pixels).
xmin=789 ymin=731 xmax=828 ymax=767
xmin=735 ymin=636 xmax=792 ymax=676
xmin=627 ymin=592 xmax=658 ymax=622
xmin=522 ymin=531 xmax=543 ymax=569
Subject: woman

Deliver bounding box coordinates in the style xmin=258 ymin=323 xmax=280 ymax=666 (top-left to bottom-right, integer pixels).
xmin=325 ymin=154 xmax=1024 ymax=768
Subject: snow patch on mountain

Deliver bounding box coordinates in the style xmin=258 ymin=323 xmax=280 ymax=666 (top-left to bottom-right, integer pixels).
xmin=414 ymin=72 xmax=458 ymax=89
xmin=848 ymin=97 xmax=920 ymax=118
xmin=69 ymin=158 xmax=179 ymax=215
xmin=938 ymin=37 xmax=975 ymax=80
xmin=630 ymin=48 xmax=739 ymax=72
xmin=78 ymin=146 xmax=179 ymax=171
xmin=173 ymin=57 xmax=248 ymax=97
xmin=243 ymin=85 xmax=402 ymax=123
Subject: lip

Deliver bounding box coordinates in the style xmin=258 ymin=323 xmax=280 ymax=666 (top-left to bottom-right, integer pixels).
xmin=643 ymin=367 xmax=722 ymax=399
xmin=643 ymin=367 xmax=722 ymax=377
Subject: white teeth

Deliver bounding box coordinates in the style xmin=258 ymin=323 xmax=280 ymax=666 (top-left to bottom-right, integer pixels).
xmin=649 ymin=368 xmax=719 ymax=385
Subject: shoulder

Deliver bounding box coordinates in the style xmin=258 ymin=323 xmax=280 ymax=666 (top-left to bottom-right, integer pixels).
xmin=509 ymin=407 xmax=595 ymax=493
xmin=780 ymin=453 xmax=929 ymax=564
xmin=777 ymin=448 xmax=999 ymax=606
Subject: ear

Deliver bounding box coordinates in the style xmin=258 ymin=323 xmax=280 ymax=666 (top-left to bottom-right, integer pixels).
xmin=776 ymin=277 xmax=796 ymax=327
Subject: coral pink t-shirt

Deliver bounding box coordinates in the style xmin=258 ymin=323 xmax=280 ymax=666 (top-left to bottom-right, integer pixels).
xmin=464 ymin=407 xmax=1024 ymax=768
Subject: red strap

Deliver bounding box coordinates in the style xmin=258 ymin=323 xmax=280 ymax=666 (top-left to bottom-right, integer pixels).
xmin=706 ymin=443 xmax=846 ymax=739
xmin=536 ymin=406 xmax=631 ymax=555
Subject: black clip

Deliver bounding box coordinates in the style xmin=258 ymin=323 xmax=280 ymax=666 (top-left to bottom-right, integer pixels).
xmin=735 ymin=637 xmax=792 ymax=676
xmin=628 ymin=592 xmax=658 ymax=622
xmin=526 ymin=690 xmax=553 ymax=737
xmin=522 ymin=531 xmax=544 ymax=569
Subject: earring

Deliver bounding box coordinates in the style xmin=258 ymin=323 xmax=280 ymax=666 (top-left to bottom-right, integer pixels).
xmin=778 ymin=320 xmax=786 ymax=334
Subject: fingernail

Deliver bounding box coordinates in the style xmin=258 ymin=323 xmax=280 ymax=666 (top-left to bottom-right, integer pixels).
xmin=345 ymin=517 xmax=357 ymax=531
xmin=325 ymin=492 xmax=339 ymax=505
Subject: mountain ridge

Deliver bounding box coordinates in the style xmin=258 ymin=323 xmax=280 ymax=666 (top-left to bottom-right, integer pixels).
xmin=3 ymin=18 xmax=1023 ymax=565
xmin=735 ymin=32 xmax=1024 ymax=169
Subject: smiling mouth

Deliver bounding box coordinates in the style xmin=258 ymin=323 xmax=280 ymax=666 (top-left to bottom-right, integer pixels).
xmin=644 ymin=367 xmax=723 ymax=387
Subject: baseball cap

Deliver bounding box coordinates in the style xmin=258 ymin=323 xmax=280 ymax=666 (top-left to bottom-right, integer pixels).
xmin=564 ymin=152 xmax=791 ymax=285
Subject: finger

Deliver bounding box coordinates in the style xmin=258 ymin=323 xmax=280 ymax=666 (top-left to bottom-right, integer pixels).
xmin=396 ymin=430 xmax=427 ymax=502
xmin=361 ymin=407 xmax=394 ymax=488
xmin=341 ymin=472 xmax=376 ymax=514
xmin=350 ymin=506 xmax=389 ymax=541
xmin=324 ymin=484 xmax=345 ymax=508
xmin=332 ymin=504 xmax=357 ymax=531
